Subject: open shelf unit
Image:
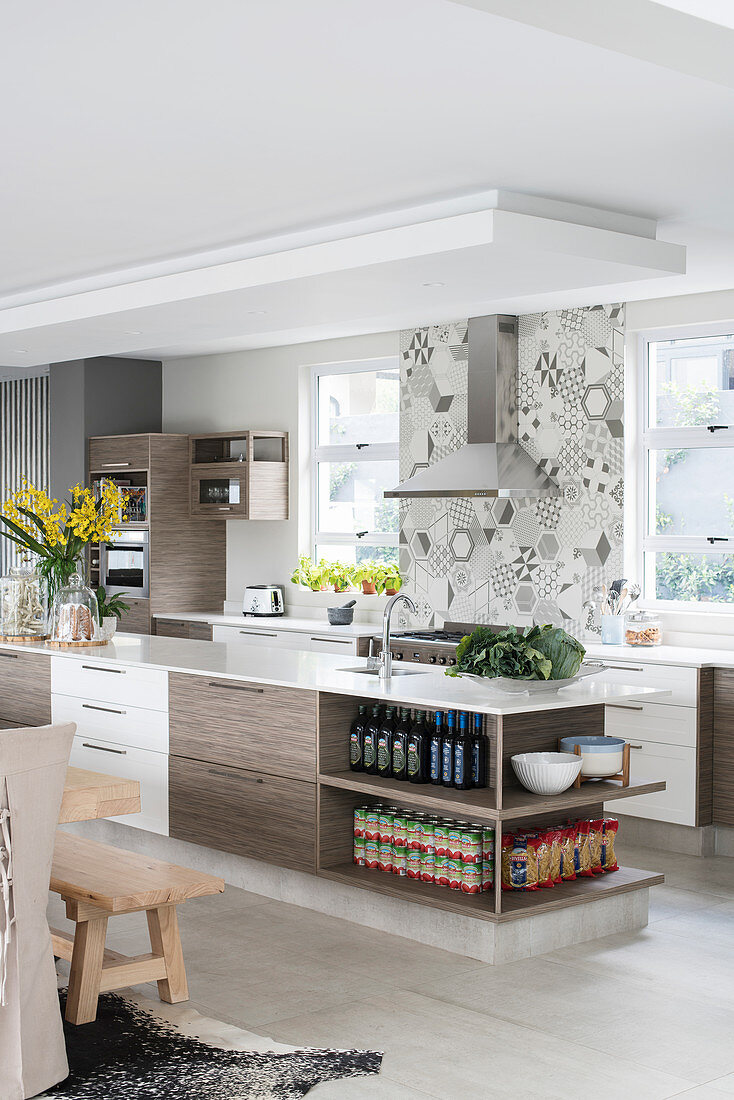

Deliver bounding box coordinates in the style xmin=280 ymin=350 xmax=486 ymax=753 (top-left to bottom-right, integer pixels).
xmin=315 ymin=690 xmax=666 ymax=922
xmin=188 ymin=430 xmax=289 ymax=520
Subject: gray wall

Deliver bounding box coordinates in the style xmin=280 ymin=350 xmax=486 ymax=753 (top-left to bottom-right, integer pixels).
xmin=49 ymin=356 xmax=162 ymax=503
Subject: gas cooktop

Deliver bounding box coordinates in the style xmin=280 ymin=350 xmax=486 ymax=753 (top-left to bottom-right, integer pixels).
xmin=372 ymin=622 xmax=511 ymax=666
xmin=392 ymin=629 xmax=467 ymax=646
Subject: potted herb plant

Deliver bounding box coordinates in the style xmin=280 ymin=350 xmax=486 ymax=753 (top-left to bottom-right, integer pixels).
xmin=328 ymin=561 xmax=355 ymax=593
xmin=355 ymin=560 xmax=380 ymax=594
xmin=95 ymin=585 xmax=131 ymax=641
xmin=379 ymin=563 xmax=402 ymax=595
xmin=290 ymin=554 xmax=330 ymax=591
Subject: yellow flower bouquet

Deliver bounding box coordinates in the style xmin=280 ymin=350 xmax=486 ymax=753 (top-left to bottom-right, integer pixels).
xmin=0 ymin=478 xmax=126 ymax=599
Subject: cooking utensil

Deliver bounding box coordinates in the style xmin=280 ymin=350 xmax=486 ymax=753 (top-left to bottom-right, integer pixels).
xmin=327 ymin=599 xmax=356 ymax=625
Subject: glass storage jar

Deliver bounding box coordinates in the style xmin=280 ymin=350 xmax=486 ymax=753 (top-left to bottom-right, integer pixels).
xmin=0 ymin=565 xmax=48 ymax=639
xmin=625 ymin=610 xmax=662 ymax=647
xmin=48 ymin=572 xmax=101 ymax=645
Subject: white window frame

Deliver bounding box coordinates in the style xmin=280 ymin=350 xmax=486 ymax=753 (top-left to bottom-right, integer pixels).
xmin=637 ymin=322 xmax=734 ymax=610
xmin=311 ymin=357 xmax=400 ymax=561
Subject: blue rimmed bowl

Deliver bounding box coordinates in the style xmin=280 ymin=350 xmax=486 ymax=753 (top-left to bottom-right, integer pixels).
xmin=559 ymin=734 xmax=626 ymax=777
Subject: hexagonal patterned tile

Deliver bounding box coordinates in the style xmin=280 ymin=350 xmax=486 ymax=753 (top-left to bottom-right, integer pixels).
xmin=537 ymin=531 xmax=561 ymax=562
xmin=514 ymin=583 xmax=539 ymax=616
xmin=449 ymin=528 xmax=474 ymax=561
xmin=410 ymin=529 xmax=432 ymax=561
xmin=581 ymin=384 xmax=612 ymax=420
xmin=491 ymin=498 xmax=517 ymax=526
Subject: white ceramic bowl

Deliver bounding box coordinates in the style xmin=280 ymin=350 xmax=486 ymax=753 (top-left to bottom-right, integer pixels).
xmin=511 ymin=751 xmax=583 ymax=796
xmin=559 ymin=735 xmax=625 ymax=777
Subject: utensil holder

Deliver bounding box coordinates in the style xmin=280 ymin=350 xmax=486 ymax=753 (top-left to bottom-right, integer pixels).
xmin=601 ymin=614 xmax=624 ymax=644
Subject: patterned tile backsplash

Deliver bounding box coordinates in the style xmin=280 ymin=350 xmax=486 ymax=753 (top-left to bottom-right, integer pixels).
xmin=398 ymin=305 xmax=624 ymax=637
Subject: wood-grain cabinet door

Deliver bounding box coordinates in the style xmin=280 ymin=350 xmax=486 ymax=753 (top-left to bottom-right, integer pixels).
xmin=169 ymin=756 xmax=316 ymax=871
xmin=714 ymin=669 xmax=734 ymax=826
xmin=0 ymin=649 xmax=51 ymax=726
xmin=169 ymin=673 xmax=317 ymax=780
xmin=88 ymin=435 xmax=150 ymax=472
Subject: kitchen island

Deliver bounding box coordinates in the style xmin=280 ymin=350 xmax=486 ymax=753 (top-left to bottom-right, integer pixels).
xmin=0 ymin=633 xmax=668 ymax=962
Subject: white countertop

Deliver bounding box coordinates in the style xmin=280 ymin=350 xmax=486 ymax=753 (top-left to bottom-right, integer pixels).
xmin=5 ymin=633 xmax=668 ymax=717
xmin=152 ymin=611 xmax=378 ymax=639
xmin=584 ymin=641 xmax=734 ymax=669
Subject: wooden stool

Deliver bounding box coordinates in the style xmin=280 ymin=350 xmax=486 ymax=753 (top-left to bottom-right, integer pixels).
xmin=49 ymin=832 xmax=224 ymax=1025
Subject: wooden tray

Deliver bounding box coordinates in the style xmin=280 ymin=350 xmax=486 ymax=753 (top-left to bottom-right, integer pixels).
xmin=47 ymin=638 xmax=109 ymax=648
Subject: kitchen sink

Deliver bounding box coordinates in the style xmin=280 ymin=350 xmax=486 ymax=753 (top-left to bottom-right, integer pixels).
xmin=337 ymin=666 xmax=431 ymax=676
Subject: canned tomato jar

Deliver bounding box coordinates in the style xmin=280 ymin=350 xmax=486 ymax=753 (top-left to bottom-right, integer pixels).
xmin=446 ymin=857 xmax=461 ymax=890
xmin=353 ymin=836 xmax=366 ymax=866
xmin=364 ymin=806 xmax=382 ymax=842
xmin=420 ymin=848 xmax=436 ymax=883
xmin=460 ymin=861 xmax=481 ymax=894
xmin=447 ymin=825 xmax=463 ymax=860
xmin=434 ymin=854 xmax=449 ymax=887
xmin=378 ymin=841 xmax=393 ymax=874
xmin=364 ymin=839 xmax=379 ymax=870
xmin=419 ymin=819 xmax=436 ymax=854
xmin=406 ymin=850 xmax=423 ymax=880
xmin=459 ymin=828 xmax=482 ymax=864
xmin=353 ymin=806 xmax=369 ymax=838
xmin=482 ymin=860 xmax=494 ymax=891
xmin=482 ymin=828 xmax=495 ymax=860
xmin=433 ymin=822 xmax=449 ymax=857
xmin=406 ymin=815 xmax=423 ymax=850
xmin=378 ymin=809 xmax=395 ymax=844
xmin=392 ymin=812 xmax=408 ymax=850
xmin=392 ymin=848 xmax=407 ymax=876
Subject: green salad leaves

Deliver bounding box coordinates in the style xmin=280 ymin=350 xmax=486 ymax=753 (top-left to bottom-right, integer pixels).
xmin=446 ymin=625 xmax=586 ymax=682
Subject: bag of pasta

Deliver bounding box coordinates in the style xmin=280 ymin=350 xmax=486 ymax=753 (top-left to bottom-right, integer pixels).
xmin=601 ymin=817 xmax=619 ymax=873
xmin=545 ymin=827 xmax=563 ymax=884
xmin=589 ymin=818 xmax=604 ymax=875
xmin=534 ymin=831 xmax=554 ymax=889
xmin=575 ymin=819 xmax=593 ymax=877
xmin=501 ymin=833 xmax=540 ymax=891
xmin=560 ymin=824 xmax=577 ymax=881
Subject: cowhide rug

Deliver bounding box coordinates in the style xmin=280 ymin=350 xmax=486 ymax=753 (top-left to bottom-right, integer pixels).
xmin=41 ymin=989 xmax=382 ymax=1099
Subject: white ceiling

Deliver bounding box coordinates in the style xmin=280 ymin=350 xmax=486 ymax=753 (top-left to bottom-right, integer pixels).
xmin=2 ymin=0 xmax=734 ymax=365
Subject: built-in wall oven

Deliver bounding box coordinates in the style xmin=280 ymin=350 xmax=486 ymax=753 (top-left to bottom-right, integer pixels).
xmin=99 ymin=530 xmax=149 ymax=598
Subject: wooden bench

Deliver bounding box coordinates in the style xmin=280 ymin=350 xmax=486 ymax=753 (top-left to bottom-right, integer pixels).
xmin=50 ymin=832 xmax=224 ymax=1025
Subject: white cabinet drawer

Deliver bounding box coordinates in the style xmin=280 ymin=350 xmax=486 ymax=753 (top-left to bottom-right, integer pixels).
xmin=597 ymin=661 xmax=697 ymax=707
xmin=51 ymin=656 xmax=168 ymax=712
xmin=69 ymin=736 xmax=168 ymax=835
xmin=605 ymin=700 xmax=697 ymax=748
xmin=52 ymin=693 xmax=168 ymax=754
xmin=212 ymin=625 xmax=308 ymax=650
xmin=606 ymin=740 xmax=696 ymax=826
xmin=308 ymin=635 xmax=358 ymax=655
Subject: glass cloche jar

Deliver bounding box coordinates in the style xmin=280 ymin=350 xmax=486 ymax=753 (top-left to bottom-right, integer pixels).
xmin=49 ymin=572 xmax=101 ymax=645
xmin=0 ymin=564 xmax=48 ymax=639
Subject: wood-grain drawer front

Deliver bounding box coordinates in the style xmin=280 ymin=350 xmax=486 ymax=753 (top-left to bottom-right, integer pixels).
xmin=88 ymin=435 xmax=150 ymax=471
xmin=118 ymin=598 xmax=150 ymax=636
xmin=211 ymin=625 xmax=307 ymax=650
xmin=605 ymin=701 xmax=697 ymax=748
xmin=713 ymin=667 xmax=734 ymax=826
xmin=309 ymin=635 xmax=358 ymax=655
xmin=188 ymin=622 xmax=213 ymax=641
xmin=52 ymin=693 xmax=168 ymax=754
xmin=597 ymin=661 xmax=698 ymax=707
xmin=0 ymin=648 xmax=51 ymax=726
xmin=51 ymin=656 xmax=168 ymax=712
xmin=605 ymin=740 xmax=695 ymax=826
xmin=70 ymin=736 xmax=168 ymax=835
xmin=169 ymin=756 xmax=316 ymax=872
xmin=155 ymin=618 xmax=191 ymax=638
xmin=169 ymin=672 xmax=316 ymax=780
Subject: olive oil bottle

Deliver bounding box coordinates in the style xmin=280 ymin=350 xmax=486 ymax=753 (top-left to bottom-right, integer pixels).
xmin=391 ymin=707 xmax=411 ymax=781
xmin=349 ymin=704 xmax=367 ymax=772
xmin=407 ymin=710 xmax=429 ymax=784
xmin=363 ymin=705 xmax=381 ymax=775
xmin=377 ymin=707 xmax=396 ymax=778
xmin=429 ymin=710 xmax=443 ymax=785
xmin=453 ymin=711 xmax=471 ymax=790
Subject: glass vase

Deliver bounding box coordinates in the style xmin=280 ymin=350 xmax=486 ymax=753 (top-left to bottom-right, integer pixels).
xmin=0 ymin=565 xmax=48 ymax=639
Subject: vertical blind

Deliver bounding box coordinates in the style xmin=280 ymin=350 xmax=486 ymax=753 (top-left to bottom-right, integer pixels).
xmin=0 ymin=375 xmax=50 ymax=574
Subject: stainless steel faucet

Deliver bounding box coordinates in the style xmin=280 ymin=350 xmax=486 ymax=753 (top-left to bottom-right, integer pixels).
xmin=379 ymin=592 xmax=417 ymax=678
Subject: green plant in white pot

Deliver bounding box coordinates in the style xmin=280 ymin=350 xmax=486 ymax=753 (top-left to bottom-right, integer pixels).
xmin=95 ymin=586 xmax=130 ymax=641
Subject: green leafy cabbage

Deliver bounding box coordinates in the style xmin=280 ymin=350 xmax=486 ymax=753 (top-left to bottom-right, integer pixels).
xmin=446 ymin=624 xmax=585 ymax=681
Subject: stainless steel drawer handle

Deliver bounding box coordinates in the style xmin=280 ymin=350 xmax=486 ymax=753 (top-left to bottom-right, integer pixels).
xmin=310 ymin=637 xmax=351 ymax=644
xmin=82 ymin=742 xmax=127 ymax=755
xmin=603 ymin=664 xmax=645 ymax=672
xmin=239 ymin=631 xmax=277 ymax=638
xmin=208 ymin=768 xmax=263 ymax=783
xmin=100 ymin=461 xmax=131 ymax=467
xmin=207 ymin=681 xmax=264 ymax=693
xmin=607 ymin=703 xmax=644 ymax=711
xmin=82 ymin=703 xmax=126 ymax=716
xmin=0 ymin=652 xmax=18 ymax=660
xmin=628 ymin=743 xmax=643 ymax=750
xmin=82 ymin=665 xmax=126 ymax=674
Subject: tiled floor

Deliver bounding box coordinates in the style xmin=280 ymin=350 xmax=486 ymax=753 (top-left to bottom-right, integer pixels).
xmin=49 ymin=842 xmax=734 ymax=1099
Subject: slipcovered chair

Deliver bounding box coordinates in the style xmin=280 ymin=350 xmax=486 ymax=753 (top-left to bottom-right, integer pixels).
xmin=0 ymin=722 xmax=75 ymax=1100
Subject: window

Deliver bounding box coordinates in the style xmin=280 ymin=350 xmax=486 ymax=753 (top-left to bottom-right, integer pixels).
xmin=312 ymin=359 xmax=400 ymax=565
xmin=640 ymin=331 xmax=734 ymax=605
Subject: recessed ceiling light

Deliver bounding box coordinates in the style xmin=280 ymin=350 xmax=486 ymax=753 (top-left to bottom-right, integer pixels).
xmin=422 ymin=281 xmax=445 ymax=288
xmin=12 ymin=349 xmax=28 ymax=354
xmin=123 ymin=330 xmax=143 ymax=335
xmin=246 ymin=309 xmax=268 ymax=315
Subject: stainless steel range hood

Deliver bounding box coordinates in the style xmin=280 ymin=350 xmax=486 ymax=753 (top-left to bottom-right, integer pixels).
xmin=385 ymin=315 xmax=560 ymax=499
